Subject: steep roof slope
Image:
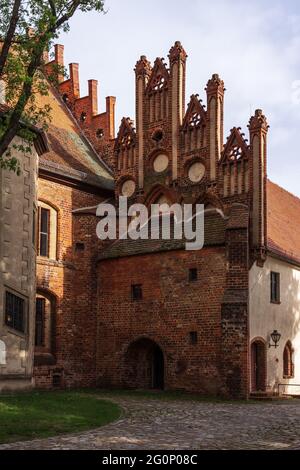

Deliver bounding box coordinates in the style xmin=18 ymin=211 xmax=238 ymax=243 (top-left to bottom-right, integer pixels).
xmin=267 ymin=180 xmax=300 ymax=264
xmin=36 ymin=81 xmax=113 ymax=189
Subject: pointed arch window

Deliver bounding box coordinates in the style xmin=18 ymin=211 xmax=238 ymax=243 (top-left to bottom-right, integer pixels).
xmin=283 ymin=341 xmax=294 ymax=378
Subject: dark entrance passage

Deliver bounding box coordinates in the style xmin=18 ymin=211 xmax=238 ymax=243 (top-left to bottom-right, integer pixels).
xmin=124 ymin=338 xmax=164 ymax=390
xmin=251 ymin=340 xmax=266 ymax=392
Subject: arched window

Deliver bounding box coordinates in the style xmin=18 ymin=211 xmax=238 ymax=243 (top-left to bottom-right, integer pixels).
xmin=37 ymin=201 xmax=58 ymax=259
xmin=35 ymin=293 xmax=55 ymax=354
xmin=0 ymin=340 xmax=6 ymax=365
xmin=283 ymin=341 xmax=294 ymax=378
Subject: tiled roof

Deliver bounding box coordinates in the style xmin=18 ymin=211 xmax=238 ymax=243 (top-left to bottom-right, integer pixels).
xmin=267 ymin=180 xmax=300 ymax=264
xmin=99 ymin=212 xmax=226 ymax=260
xmin=35 ymin=80 xmax=113 ymax=187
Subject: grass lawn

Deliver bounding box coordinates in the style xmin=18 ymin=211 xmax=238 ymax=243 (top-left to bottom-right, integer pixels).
xmin=0 ymin=390 xmax=121 ymax=444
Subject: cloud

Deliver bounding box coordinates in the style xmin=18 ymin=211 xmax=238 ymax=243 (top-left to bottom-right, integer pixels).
xmin=59 ymin=0 xmax=300 ymax=196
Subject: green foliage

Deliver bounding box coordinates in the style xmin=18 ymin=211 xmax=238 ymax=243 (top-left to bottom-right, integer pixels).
xmin=0 ymin=390 xmax=120 ymax=444
xmin=0 ymin=0 xmax=105 ymax=171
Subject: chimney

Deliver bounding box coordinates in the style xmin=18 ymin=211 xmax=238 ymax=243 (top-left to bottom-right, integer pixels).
xmin=88 ymin=79 xmax=98 ymax=116
xmin=106 ymin=96 xmax=116 ymax=139
xmin=54 ymin=44 xmax=64 ymax=82
xmin=69 ymin=63 xmax=80 ymax=99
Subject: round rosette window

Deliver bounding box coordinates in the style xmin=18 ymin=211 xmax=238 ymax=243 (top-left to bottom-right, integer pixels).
xmin=121 ymin=179 xmax=136 ymax=197
xmin=153 ymin=154 xmax=169 ymax=173
xmin=188 ymin=162 xmax=205 ymax=183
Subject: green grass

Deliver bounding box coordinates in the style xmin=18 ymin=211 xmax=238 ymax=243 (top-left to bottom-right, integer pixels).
xmin=0 ymin=390 xmax=121 ymax=444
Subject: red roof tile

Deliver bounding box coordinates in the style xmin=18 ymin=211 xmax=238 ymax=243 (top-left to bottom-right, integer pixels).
xmin=35 ymin=80 xmax=113 ymax=184
xmin=267 ymin=180 xmax=300 ymax=264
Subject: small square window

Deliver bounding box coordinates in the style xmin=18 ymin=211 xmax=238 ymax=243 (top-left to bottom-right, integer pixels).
xmin=131 ymin=284 xmax=142 ymax=301
xmin=271 ymin=272 xmax=280 ymax=303
xmin=189 ymin=268 xmax=198 ymax=282
xmin=75 ymin=242 xmax=85 ymax=251
xmin=189 ymin=331 xmax=198 ymax=345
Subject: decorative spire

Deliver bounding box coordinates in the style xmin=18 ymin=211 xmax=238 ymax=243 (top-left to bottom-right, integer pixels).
xmin=168 ymin=41 xmax=187 ymax=64
xmin=205 ymin=73 xmax=225 ymax=93
xmin=135 ymin=55 xmax=152 ymax=77
xmin=248 ymin=109 xmax=269 ymax=132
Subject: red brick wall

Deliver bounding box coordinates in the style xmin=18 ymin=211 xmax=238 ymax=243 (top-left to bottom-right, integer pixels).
xmin=34 ymin=177 xmax=108 ymax=389
xmin=96 ymin=247 xmax=227 ymax=395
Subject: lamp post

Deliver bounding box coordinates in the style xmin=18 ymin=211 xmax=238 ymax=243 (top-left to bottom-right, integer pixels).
xmin=269 ymin=330 xmax=281 ymax=348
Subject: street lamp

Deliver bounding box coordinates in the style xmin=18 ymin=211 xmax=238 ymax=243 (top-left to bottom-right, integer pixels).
xmin=269 ymin=330 xmax=281 ymax=348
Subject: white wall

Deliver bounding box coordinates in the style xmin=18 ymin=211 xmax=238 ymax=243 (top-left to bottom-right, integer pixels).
xmin=0 ymin=136 xmax=38 ymax=391
xmin=250 ymin=256 xmax=300 ymax=394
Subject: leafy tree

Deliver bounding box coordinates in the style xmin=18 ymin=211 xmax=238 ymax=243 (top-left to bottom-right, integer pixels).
xmin=0 ymin=0 xmax=105 ymax=173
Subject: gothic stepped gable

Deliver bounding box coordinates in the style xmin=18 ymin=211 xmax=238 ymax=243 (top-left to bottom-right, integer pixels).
xmin=146 ymin=57 xmax=169 ymax=94
xmin=181 ymin=94 xmax=207 ymax=151
xmin=43 ymin=44 xmax=116 ymax=170
xmin=220 ymin=127 xmax=250 ymax=197
xmin=182 ymin=94 xmax=207 ymax=130
xmin=115 ymin=117 xmax=136 ymax=172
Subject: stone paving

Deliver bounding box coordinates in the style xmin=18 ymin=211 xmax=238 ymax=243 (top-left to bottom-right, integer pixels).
xmin=1 ymin=394 xmax=300 ymax=450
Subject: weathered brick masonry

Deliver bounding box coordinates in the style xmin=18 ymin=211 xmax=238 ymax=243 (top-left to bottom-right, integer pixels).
xmin=34 ymin=178 xmax=108 ymax=388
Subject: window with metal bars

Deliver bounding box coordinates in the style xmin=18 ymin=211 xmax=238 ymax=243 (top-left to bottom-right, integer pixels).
xmin=35 ymin=298 xmax=45 ymax=346
xmin=39 ymin=207 xmax=50 ymax=257
xmin=5 ymin=291 xmax=25 ymax=332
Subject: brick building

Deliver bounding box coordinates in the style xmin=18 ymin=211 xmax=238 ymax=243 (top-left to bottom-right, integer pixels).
xmin=26 ymin=42 xmax=300 ymax=398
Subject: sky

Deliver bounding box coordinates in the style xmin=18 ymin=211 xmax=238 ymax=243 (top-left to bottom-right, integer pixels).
xmin=59 ymin=0 xmax=300 ymax=197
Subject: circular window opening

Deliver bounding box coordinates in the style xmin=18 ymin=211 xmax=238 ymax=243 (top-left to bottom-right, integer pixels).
xmin=152 ymin=129 xmax=164 ymax=142
xmin=62 ymin=93 xmax=69 ymax=103
xmin=188 ymin=162 xmax=205 ymax=183
xmin=153 ymin=154 xmax=169 ymax=173
xmin=121 ymin=180 xmax=136 ymax=197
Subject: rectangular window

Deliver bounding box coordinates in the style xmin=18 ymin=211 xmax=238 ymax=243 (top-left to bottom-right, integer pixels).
xmin=39 ymin=207 xmax=50 ymax=257
xmin=189 ymin=331 xmax=198 ymax=345
xmin=131 ymin=284 xmax=142 ymax=301
xmin=5 ymin=291 xmax=25 ymax=333
xmin=189 ymin=268 xmax=198 ymax=282
xmin=270 ymin=272 xmax=280 ymax=303
xmin=35 ymin=298 xmax=45 ymax=346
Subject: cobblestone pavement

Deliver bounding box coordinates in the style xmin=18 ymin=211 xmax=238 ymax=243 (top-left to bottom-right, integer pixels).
xmin=1 ymin=395 xmax=300 ymax=450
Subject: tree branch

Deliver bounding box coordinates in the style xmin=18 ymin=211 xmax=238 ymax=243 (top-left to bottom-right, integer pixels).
xmin=0 ymin=0 xmax=22 ymax=77
xmin=48 ymin=0 xmax=57 ymax=17
xmin=0 ymin=41 xmax=45 ymax=158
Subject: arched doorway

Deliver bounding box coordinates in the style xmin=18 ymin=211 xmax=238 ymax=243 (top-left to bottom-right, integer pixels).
xmin=251 ymin=339 xmax=266 ymax=392
xmin=124 ymin=338 xmax=165 ymax=390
